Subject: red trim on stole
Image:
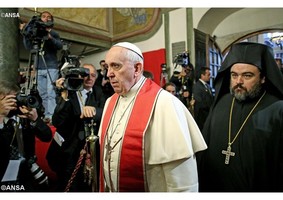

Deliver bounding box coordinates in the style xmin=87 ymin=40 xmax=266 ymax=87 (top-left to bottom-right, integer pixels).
xmin=100 ymin=93 xmax=119 ymax=192
xmin=99 ymin=79 xmax=161 ymax=192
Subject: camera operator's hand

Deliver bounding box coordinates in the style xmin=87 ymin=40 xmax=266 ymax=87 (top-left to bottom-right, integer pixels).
xmin=46 ymin=28 xmax=52 ymax=39
xmin=56 ymin=77 xmax=68 ymax=100
xmin=18 ymin=106 xmax=38 ymax=122
xmin=0 ymin=94 xmax=17 ymax=117
xmin=56 ymin=77 xmax=65 ymax=88
xmin=80 ymin=106 xmax=96 ymax=119
xmin=180 ymin=68 xmax=187 ymax=77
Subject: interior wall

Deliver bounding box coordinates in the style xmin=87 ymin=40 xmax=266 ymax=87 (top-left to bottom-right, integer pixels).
xmin=192 ymin=8 xmax=210 ymax=29
xmin=208 ymin=8 xmax=283 ymax=50
xmin=81 ymin=18 xmax=165 ymax=71
xmin=168 ymin=8 xmax=188 ymax=73
xmin=82 ymin=8 xmax=188 ymax=78
xmin=83 ymin=8 xmax=283 ymax=76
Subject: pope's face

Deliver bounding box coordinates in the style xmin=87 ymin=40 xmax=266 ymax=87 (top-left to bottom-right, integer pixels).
xmin=105 ymin=47 xmax=141 ymax=96
xmin=230 ymin=63 xmax=265 ymax=101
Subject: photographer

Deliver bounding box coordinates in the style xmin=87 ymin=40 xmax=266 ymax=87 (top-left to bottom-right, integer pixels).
xmin=0 ymin=80 xmax=52 ymax=191
xmin=46 ymin=63 xmax=105 ymax=191
xmin=0 ymin=84 xmax=18 ymax=182
xmin=169 ymin=65 xmax=188 ymax=95
xmin=170 ymin=52 xmax=195 ymax=97
xmin=94 ymin=60 xmax=114 ymax=99
xmin=21 ymin=11 xmax=63 ymax=123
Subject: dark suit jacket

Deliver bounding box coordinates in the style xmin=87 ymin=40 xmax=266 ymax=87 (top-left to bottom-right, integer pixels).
xmin=46 ymin=86 xmax=105 ymax=190
xmin=0 ymin=127 xmax=10 ymax=181
xmin=192 ymin=80 xmax=214 ymax=131
xmin=94 ymin=69 xmax=114 ymax=100
xmin=0 ymin=117 xmax=52 ymax=185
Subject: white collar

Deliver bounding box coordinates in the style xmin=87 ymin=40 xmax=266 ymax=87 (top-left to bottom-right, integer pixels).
xmin=121 ymin=76 xmax=146 ymax=99
xmin=199 ymin=79 xmax=208 ymax=86
xmin=82 ymin=88 xmax=92 ymax=95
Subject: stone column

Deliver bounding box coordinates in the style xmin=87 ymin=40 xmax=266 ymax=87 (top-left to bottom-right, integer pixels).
xmin=186 ymin=8 xmax=194 ymax=66
xmin=0 ymin=8 xmax=19 ymax=84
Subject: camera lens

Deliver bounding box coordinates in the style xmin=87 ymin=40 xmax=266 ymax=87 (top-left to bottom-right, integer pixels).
xmin=66 ymin=77 xmax=84 ymax=91
xmin=30 ymin=162 xmax=49 ymax=185
xmin=27 ymin=95 xmax=39 ymax=108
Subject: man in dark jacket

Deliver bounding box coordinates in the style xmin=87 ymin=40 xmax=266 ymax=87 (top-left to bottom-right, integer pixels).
xmin=192 ymin=67 xmax=214 ymax=131
xmin=0 ymin=80 xmax=52 ymax=191
xmin=94 ymin=60 xmax=114 ymax=100
xmin=47 ymin=63 xmax=105 ymax=192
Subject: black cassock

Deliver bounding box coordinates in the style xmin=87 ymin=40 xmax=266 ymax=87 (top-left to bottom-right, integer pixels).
xmin=197 ymin=92 xmax=283 ymax=192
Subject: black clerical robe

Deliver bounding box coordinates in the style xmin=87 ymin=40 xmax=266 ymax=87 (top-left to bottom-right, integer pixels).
xmin=197 ymin=92 xmax=283 ymax=192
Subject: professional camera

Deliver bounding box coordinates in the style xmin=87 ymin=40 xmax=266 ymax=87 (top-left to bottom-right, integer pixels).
xmin=58 ymin=41 xmax=83 ymax=71
xmin=28 ymin=156 xmax=49 ymax=186
xmin=61 ymin=63 xmax=90 ymax=91
xmin=16 ymin=88 xmax=42 ymax=109
xmin=22 ymin=15 xmax=54 ymax=41
xmin=174 ymin=51 xmax=190 ymax=67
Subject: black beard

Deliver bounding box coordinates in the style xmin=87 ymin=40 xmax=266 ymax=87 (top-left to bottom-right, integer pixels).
xmin=230 ymin=81 xmax=263 ymax=102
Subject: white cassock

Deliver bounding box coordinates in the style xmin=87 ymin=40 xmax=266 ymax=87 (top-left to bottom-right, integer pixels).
xmin=98 ymin=76 xmax=207 ymax=192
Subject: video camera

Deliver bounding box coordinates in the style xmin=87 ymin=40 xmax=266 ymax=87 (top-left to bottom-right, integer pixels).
xmin=174 ymin=51 xmax=190 ymax=67
xmin=61 ymin=63 xmax=90 ymax=91
xmin=58 ymin=41 xmax=83 ymax=71
xmin=22 ymin=15 xmax=54 ymax=41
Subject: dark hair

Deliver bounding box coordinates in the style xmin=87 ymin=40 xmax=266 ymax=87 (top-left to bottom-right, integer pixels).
xmin=99 ymin=60 xmax=105 ymax=65
xmin=143 ymin=70 xmax=154 ymax=80
xmin=197 ymin=67 xmax=210 ymax=79
xmin=163 ymin=82 xmax=176 ymax=90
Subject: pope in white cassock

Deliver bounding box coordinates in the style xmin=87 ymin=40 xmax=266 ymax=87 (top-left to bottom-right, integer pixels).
xmin=98 ymin=42 xmax=207 ymax=192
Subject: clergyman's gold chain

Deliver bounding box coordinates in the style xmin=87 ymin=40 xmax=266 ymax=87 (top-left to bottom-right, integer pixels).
xmin=228 ymin=91 xmax=266 ymax=146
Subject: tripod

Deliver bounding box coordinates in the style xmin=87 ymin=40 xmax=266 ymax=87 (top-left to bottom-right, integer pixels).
xmin=26 ymin=40 xmax=41 ymax=92
xmin=28 ymin=39 xmax=56 ymax=89
xmin=17 ymin=40 xmax=45 ymax=109
xmin=21 ymin=38 xmax=58 ymax=116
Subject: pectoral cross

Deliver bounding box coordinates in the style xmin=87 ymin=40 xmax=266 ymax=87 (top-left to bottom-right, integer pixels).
xmin=222 ymin=144 xmax=235 ymax=165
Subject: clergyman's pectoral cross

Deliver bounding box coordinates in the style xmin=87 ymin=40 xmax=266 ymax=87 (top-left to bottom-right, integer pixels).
xmin=222 ymin=144 xmax=235 ymax=165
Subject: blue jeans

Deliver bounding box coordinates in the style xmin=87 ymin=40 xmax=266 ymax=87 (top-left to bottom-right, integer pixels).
xmin=37 ymin=69 xmax=58 ymax=119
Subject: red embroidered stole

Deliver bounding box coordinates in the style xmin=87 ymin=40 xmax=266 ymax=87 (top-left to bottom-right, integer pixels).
xmin=100 ymin=79 xmax=161 ymax=192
